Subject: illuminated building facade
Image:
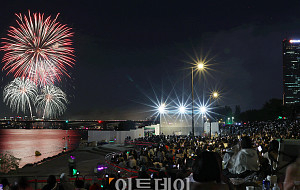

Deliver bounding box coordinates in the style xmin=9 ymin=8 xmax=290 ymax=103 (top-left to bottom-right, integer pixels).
xmin=283 ymin=39 xmax=300 ymax=104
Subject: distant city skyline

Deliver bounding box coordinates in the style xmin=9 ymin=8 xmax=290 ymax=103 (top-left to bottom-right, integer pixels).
xmin=283 ymin=39 xmax=300 ymax=105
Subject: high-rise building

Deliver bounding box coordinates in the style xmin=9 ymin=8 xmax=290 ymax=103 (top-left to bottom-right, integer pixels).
xmin=283 ymin=39 xmax=300 ymax=104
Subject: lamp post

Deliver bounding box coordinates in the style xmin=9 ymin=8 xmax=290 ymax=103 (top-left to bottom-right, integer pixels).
xmin=209 ymin=91 xmax=219 ymax=138
xmin=191 ymin=63 xmax=204 ymax=136
xmin=158 ymin=103 xmax=165 ymax=135
xmin=199 ymin=106 xmax=207 ymax=136
xmin=191 ymin=67 xmax=194 ymax=136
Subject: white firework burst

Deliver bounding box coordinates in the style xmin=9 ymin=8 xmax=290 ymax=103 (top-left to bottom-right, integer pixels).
xmin=3 ymin=77 xmax=38 ymax=118
xmin=35 ymin=85 xmax=68 ymax=119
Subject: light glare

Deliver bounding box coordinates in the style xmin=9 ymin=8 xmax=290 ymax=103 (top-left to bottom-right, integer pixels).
xmin=289 ymin=40 xmax=300 ymax=43
xmin=197 ymin=63 xmax=204 ymax=70
xmin=158 ymin=104 xmax=166 ymax=114
xmin=179 ymin=106 xmax=186 ymax=114
xmin=200 ymin=106 xmax=207 ymax=114
xmin=213 ymin=92 xmax=218 ymax=98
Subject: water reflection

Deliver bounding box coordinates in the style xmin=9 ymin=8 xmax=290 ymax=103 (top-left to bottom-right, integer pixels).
xmin=0 ymin=129 xmax=81 ymax=168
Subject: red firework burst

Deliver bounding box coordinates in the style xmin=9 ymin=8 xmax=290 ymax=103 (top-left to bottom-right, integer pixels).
xmin=1 ymin=10 xmax=75 ymax=86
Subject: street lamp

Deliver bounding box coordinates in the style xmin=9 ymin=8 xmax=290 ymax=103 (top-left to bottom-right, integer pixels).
xmin=158 ymin=103 xmax=166 ymax=135
xmin=199 ymin=105 xmax=207 ymax=137
xmin=209 ymin=91 xmax=219 ymax=138
xmin=200 ymin=106 xmax=207 ymax=114
xmin=179 ymin=106 xmax=186 ymax=114
xmin=213 ymin=92 xmax=218 ymax=98
xmin=191 ymin=62 xmax=205 ymax=136
xmin=209 ymin=91 xmax=219 ymax=104
xmin=158 ymin=104 xmax=166 ymax=114
xmin=197 ymin=63 xmax=204 ymax=70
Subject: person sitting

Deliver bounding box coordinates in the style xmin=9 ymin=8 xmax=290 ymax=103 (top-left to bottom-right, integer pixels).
xmin=17 ymin=177 xmax=34 ymax=190
xmin=139 ymin=152 xmax=148 ymax=165
xmin=156 ymin=149 xmax=164 ymax=162
xmin=226 ymin=136 xmax=259 ymax=178
xmin=118 ymin=158 xmax=126 ymax=168
xmin=60 ymin=173 xmax=74 ymax=190
xmin=1 ymin=178 xmax=10 ymax=190
xmin=191 ymin=151 xmax=229 ymax=190
xmin=284 ymin=157 xmax=300 ymax=190
xmin=263 ymin=140 xmax=279 ymax=172
xmin=89 ymin=176 xmax=101 ymax=190
xmin=128 ymin=156 xmax=137 ymax=169
xmin=42 ymin=175 xmax=58 ymax=190
xmin=74 ymin=180 xmax=84 ymax=190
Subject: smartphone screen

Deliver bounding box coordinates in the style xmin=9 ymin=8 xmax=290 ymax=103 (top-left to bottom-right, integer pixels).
xmin=258 ymin=146 xmax=262 ymax=152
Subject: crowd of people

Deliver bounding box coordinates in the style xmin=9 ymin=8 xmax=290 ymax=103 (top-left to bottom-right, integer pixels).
xmin=1 ymin=121 xmax=300 ymax=190
xmin=1 ymin=174 xmax=98 ymax=190
xmin=112 ymin=121 xmax=300 ymax=189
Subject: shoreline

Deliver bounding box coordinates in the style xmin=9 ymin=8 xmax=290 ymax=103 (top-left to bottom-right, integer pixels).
xmin=21 ymin=148 xmax=76 ymax=169
xmin=0 ymin=129 xmax=87 ymax=171
xmin=3 ymin=144 xmax=127 ymax=177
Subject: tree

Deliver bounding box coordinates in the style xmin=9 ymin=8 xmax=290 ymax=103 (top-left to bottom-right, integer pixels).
xmin=234 ymin=105 xmax=241 ymax=121
xmin=0 ymin=152 xmax=21 ymax=173
xmin=239 ymin=109 xmax=260 ymax=122
xmin=239 ymin=98 xmax=287 ymax=121
xmin=214 ymin=105 xmax=233 ymax=121
xmin=261 ymin=98 xmax=284 ymax=120
xmin=117 ymin=120 xmax=136 ymax=130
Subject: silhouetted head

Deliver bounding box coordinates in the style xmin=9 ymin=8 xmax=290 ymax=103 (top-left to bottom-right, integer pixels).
xmin=1 ymin=178 xmax=9 ymax=188
xmin=60 ymin=173 xmax=69 ymax=183
xmin=75 ymin=180 xmax=84 ymax=188
xmin=18 ymin=176 xmax=30 ymax=189
xmin=269 ymin=140 xmax=279 ymax=152
xmin=192 ymin=151 xmax=221 ymax=183
xmin=240 ymin=136 xmax=252 ymax=149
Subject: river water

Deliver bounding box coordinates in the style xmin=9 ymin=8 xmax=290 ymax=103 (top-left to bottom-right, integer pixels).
xmin=0 ymin=129 xmax=81 ymax=168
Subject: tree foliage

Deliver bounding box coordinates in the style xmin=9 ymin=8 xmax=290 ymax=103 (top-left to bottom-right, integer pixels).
xmin=0 ymin=152 xmax=21 ymax=173
xmin=239 ymin=98 xmax=299 ymax=121
xmin=214 ymin=105 xmax=234 ymax=121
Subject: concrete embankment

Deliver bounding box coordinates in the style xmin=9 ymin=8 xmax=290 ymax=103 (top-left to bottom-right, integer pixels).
xmin=6 ymin=144 xmax=132 ymax=177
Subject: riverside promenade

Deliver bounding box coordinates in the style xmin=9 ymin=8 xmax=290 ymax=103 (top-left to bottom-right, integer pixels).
xmin=7 ymin=144 xmax=132 ymax=177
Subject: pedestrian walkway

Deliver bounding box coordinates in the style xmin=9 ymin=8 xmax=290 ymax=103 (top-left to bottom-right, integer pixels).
xmin=100 ymin=143 xmax=134 ymax=152
xmin=5 ymin=144 xmax=130 ymax=177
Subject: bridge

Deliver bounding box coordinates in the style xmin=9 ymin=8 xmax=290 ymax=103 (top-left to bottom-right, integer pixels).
xmin=0 ymin=119 xmax=157 ymax=130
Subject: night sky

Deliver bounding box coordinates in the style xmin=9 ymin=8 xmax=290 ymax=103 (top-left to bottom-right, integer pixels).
xmin=1 ymin=0 xmax=300 ymax=120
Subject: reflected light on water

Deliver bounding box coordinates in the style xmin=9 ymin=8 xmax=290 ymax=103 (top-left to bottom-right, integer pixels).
xmin=0 ymin=129 xmax=81 ymax=168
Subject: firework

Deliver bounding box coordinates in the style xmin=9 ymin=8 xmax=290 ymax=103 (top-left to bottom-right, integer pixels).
xmin=1 ymin=11 xmax=75 ymax=86
xmin=35 ymin=85 xmax=68 ymax=119
xmin=3 ymin=77 xmax=38 ymax=117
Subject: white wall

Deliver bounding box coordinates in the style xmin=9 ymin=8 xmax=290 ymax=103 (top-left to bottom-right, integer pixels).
xmin=204 ymin=122 xmax=219 ymax=136
xmin=88 ymin=128 xmax=144 ymax=144
xmin=160 ymin=115 xmax=204 ymax=136
xmin=144 ymin=124 xmax=160 ymax=135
